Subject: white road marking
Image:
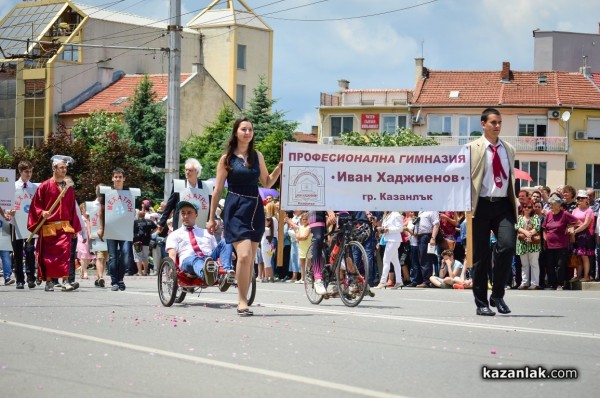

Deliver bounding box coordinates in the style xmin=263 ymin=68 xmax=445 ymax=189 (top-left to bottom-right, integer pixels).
xmin=128 ymin=291 xmax=600 ymax=340
xmin=0 ymin=318 xmax=407 ymax=398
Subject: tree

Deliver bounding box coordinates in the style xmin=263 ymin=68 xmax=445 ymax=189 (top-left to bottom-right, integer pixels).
xmin=244 ymin=76 xmax=298 ymax=172
xmin=122 ymin=75 xmax=167 ymax=200
xmin=181 ymin=105 xmax=237 ymax=179
xmin=340 ymin=128 xmax=439 ymax=147
xmin=123 ymin=75 xmax=166 ymax=172
xmin=69 ymin=115 xmax=151 ymax=202
xmin=71 ymin=111 xmax=128 ymax=151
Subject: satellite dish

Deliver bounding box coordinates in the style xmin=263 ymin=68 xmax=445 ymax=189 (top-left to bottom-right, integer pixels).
xmin=561 ymin=111 xmax=571 ymax=122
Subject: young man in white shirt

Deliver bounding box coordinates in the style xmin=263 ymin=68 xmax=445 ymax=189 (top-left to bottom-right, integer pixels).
xmin=7 ymin=161 xmax=38 ymax=289
xmin=166 ymin=201 xmax=233 ymax=289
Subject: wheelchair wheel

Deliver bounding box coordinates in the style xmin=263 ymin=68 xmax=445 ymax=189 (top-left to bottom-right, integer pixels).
xmin=336 ymin=241 xmax=368 ymax=307
xmin=158 ymin=257 xmax=178 ymax=307
xmin=304 ymin=241 xmax=324 ymax=305
xmin=247 ymin=274 xmax=257 ymax=306
xmin=174 ymin=289 xmax=187 ymax=304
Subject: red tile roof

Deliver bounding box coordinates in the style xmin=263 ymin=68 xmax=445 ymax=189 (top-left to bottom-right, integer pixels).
xmin=60 ymin=74 xmax=192 ymax=115
xmin=413 ymin=70 xmax=600 ymax=108
xmin=293 ymin=132 xmax=317 ymax=143
xmin=591 ymin=72 xmax=600 ymax=88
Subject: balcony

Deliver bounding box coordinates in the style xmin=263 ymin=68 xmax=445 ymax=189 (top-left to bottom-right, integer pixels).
xmin=430 ymin=136 xmax=567 ymax=153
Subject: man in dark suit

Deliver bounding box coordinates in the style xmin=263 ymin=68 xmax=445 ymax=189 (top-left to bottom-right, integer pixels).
xmin=468 ymin=108 xmax=518 ymax=316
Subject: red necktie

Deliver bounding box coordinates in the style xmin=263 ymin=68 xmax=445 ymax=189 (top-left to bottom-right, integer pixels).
xmin=490 ymin=145 xmax=507 ymax=188
xmin=187 ymin=226 xmax=204 ymax=257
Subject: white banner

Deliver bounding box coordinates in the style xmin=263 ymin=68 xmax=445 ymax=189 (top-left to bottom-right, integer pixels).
xmin=0 ymin=169 xmax=15 ymax=209
xmin=0 ymin=215 xmax=12 ymax=251
xmin=99 ymin=187 xmax=139 ymax=241
xmin=174 ymin=179 xmax=213 ymax=227
xmin=86 ymin=201 xmax=101 ymax=239
xmin=281 ymin=142 xmax=472 ymax=212
xmin=86 ymin=200 xmax=107 ymax=252
xmin=13 ymin=183 xmax=38 ymax=240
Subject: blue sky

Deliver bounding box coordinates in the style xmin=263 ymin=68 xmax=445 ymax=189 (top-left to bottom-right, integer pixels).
xmin=3 ymin=0 xmax=600 ymax=133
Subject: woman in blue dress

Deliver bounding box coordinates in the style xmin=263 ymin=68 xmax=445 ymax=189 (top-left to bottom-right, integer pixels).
xmin=207 ymin=118 xmax=282 ymax=316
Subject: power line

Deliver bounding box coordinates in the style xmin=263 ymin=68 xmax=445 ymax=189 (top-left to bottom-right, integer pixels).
xmin=2 ymin=37 xmax=164 ymax=52
xmin=265 ymin=0 xmax=439 ymax=21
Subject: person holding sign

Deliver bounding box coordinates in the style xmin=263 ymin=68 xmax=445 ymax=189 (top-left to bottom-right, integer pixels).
xmin=27 ymin=155 xmax=81 ymax=292
xmin=206 ymin=118 xmax=282 ymax=316
xmin=6 ymin=161 xmax=38 ymax=289
xmin=468 ymin=108 xmax=517 ymax=316
xmin=98 ymin=168 xmax=139 ymax=292
xmin=158 ymin=158 xmax=212 ymax=235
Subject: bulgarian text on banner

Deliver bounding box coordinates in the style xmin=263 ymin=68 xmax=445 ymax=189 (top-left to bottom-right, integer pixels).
xmin=281 ymin=142 xmax=471 ymax=212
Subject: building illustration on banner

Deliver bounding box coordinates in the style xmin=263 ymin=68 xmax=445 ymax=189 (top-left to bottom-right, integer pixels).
xmin=287 ymin=167 xmax=325 ymax=207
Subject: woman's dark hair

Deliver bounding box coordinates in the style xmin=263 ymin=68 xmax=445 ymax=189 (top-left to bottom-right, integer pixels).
xmin=225 ymin=117 xmax=256 ymax=172
xmin=520 ymin=199 xmax=534 ymax=215
xmin=563 ymin=185 xmax=576 ymax=199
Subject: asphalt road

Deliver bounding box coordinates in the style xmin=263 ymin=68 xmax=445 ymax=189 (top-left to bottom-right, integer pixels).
xmin=1 ymin=275 xmax=599 ymax=398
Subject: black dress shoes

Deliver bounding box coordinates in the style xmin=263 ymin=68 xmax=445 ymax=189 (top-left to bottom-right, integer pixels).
xmin=476 ymin=306 xmax=496 ymax=316
xmin=490 ymin=297 xmax=511 ymax=314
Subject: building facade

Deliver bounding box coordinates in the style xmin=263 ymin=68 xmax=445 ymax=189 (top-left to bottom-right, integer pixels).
xmin=318 ymin=59 xmax=600 ymax=191
xmin=0 ymin=0 xmax=272 ymax=152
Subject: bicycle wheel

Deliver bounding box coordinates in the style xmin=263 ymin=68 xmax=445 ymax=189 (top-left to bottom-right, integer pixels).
xmin=304 ymin=241 xmax=324 ymax=305
xmin=336 ymin=241 xmax=369 ymax=307
xmin=174 ymin=288 xmax=187 ymax=303
xmin=158 ymin=257 xmax=178 ymax=307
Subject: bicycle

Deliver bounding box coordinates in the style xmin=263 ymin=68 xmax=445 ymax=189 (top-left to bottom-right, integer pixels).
xmin=304 ymin=216 xmax=372 ymax=307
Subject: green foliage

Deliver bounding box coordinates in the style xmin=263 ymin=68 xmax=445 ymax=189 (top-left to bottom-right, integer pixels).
xmin=0 ymin=144 xmax=12 ymax=169
xmin=123 ymin=75 xmax=167 ymax=171
xmin=181 ymin=106 xmax=237 ymax=179
xmin=340 ymin=128 xmax=439 ymax=147
xmin=243 ymin=76 xmax=298 ymax=171
xmin=71 ymin=111 xmax=128 ymax=151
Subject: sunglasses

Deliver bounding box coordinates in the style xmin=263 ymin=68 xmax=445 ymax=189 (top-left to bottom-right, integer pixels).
xmin=523 ymin=206 xmax=533 ymax=209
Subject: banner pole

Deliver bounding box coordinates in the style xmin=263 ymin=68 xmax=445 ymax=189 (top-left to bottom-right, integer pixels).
xmin=466 ymin=211 xmax=473 ymax=268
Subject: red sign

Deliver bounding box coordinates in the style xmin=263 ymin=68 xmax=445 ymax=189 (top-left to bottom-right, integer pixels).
xmin=361 ymin=113 xmax=380 ymax=129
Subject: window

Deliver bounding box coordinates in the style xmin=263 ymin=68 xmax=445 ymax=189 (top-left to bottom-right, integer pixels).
xmin=23 ymin=79 xmax=45 ymax=148
xmin=57 ymin=45 xmax=79 ymax=62
xmin=381 ymin=115 xmax=408 ymax=134
xmin=0 ymin=75 xmax=16 ymax=152
xmin=587 ymin=118 xmax=600 ymax=140
xmin=586 ymin=164 xmax=600 ymax=189
xmin=518 ymin=117 xmax=547 ymax=137
xmin=235 ymin=84 xmax=245 ymax=109
xmin=458 ymin=115 xmax=482 ymax=136
xmin=330 ymin=116 xmax=353 ymax=137
xmin=237 ymin=44 xmax=246 ymax=70
xmin=427 ymin=115 xmax=452 ymax=135
xmin=520 ymin=161 xmax=547 ymax=188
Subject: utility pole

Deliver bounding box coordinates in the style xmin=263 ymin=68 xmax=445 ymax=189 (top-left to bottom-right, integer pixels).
xmin=164 ymin=0 xmax=182 ymax=200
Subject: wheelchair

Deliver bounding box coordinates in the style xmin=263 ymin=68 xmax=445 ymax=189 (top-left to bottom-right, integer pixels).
xmin=157 ymin=255 xmax=256 ymax=307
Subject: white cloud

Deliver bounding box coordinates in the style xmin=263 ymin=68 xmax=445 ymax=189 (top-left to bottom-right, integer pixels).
xmin=331 ymin=19 xmax=419 ymax=68
xmin=295 ymin=111 xmax=318 ymax=134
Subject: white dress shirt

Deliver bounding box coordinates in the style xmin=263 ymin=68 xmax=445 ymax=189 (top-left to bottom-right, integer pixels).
xmin=480 ymin=138 xmax=510 ymax=197
xmin=166 ymin=225 xmax=217 ymax=263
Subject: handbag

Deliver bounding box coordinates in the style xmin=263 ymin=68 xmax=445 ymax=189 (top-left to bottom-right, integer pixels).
xmin=568 ymin=254 xmax=582 ymax=268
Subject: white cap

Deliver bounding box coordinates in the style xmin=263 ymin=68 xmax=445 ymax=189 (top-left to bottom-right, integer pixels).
xmin=52 ymin=155 xmax=74 ymax=167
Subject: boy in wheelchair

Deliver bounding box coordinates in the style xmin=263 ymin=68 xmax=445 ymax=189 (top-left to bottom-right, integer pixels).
xmin=165 ymin=201 xmax=234 ymax=291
